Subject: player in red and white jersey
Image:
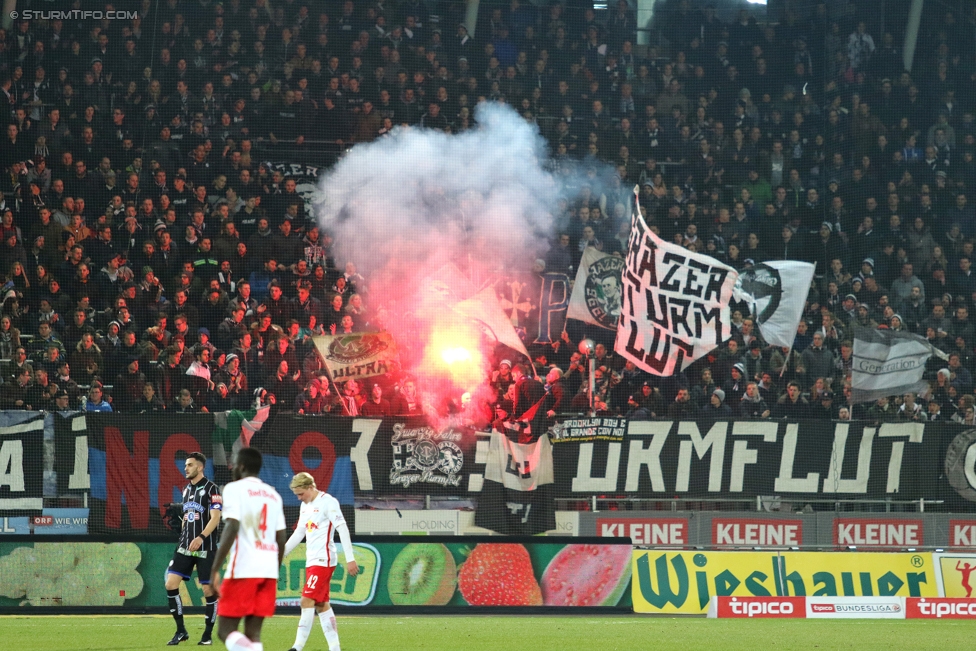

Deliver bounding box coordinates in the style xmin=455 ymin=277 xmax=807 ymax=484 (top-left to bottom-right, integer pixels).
xmin=209 ymin=448 xmax=287 ymax=651
xmin=284 ymin=472 xmax=359 ymax=651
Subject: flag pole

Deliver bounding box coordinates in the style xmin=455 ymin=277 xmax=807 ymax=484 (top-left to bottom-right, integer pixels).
xmin=779 ymin=261 xmax=814 ymax=380
xmin=529 ymin=348 xmax=542 ymax=380
xmin=316 ymin=348 xmax=352 ymax=416
xmin=779 ymin=316 xmax=795 ymax=380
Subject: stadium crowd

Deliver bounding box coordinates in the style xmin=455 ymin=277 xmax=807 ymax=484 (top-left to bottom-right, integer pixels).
xmin=0 ymin=0 xmax=975 ymax=426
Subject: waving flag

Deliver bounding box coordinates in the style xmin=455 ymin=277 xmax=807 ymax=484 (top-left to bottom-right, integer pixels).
xmin=851 ymin=328 xmax=948 ymax=403
xmin=734 ymin=261 xmax=815 ymax=349
xmin=454 ymin=286 xmax=531 ymax=359
xmin=615 ymin=187 xmax=738 ymax=376
xmin=568 ymin=247 xmax=625 ymax=330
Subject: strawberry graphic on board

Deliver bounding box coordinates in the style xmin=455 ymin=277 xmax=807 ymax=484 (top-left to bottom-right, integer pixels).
xmin=458 ymin=543 xmax=543 ymax=606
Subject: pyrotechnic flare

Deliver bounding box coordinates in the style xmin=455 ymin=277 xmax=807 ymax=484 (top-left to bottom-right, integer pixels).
xmin=315 ymin=102 xmax=614 ymax=415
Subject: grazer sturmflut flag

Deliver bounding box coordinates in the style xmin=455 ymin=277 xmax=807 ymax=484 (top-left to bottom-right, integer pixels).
xmin=733 ymin=261 xmax=815 ymax=349
xmin=851 ymin=328 xmax=949 ymax=403
xmin=615 ymin=186 xmax=738 ymax=376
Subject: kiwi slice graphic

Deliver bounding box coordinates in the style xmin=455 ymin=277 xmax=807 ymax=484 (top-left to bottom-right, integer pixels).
xmin=387 ymin=543 xmax=457 ymax=605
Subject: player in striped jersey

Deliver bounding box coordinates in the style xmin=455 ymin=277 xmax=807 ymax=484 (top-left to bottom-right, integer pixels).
xmin=284 ymin=472 xmax=359 ymax=651
xmin=165 ymin=452 xmax=222 ymax=646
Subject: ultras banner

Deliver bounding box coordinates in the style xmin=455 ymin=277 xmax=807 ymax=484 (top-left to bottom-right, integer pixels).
xmin=552 ymin=419 xmax=945 ymax=500
xmin=568 ymin=247 xmax=625 ymax=330
xmin=312 ymin=332 xmax=400 ymax=381
xmin=40 ymin=414 xmax=976 ymax=532
xmin=851 ymin=328 xmax=949 ymax=403
xmin=474 ymin=432 xmax=555 ymax=536
xmin=733 ymin=261 xmax=815 ymax=349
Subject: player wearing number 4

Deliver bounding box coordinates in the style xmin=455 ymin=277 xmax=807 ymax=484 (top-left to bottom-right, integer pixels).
xmin=166 ymin=452 xmax=222 ymax=646
xmin=285 ymin=472 xmax=360 ymax=651
xmin=210 ymin=448 xmax=288 ymax=651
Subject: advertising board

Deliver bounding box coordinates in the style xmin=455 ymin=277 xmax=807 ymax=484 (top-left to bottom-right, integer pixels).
xmin=0 ymin=538 xmax=632 ymax=611
xmin=632 ymin=551 xmax=937 ymax=614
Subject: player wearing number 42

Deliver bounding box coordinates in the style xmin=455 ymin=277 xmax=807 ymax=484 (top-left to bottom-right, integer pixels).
xmin=284 ymin=472 xmax=360 ymax=651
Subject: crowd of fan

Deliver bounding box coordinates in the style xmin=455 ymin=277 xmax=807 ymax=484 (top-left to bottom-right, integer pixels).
xmin=0 ymin=0 xmax=975 ymax=423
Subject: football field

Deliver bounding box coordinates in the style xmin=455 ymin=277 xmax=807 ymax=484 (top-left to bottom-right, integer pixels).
xmin=2 ymin=614 xmax=974 ymax=650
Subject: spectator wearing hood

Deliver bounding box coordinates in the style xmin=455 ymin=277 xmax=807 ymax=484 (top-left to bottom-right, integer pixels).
xmin=741 ymin=341 xmax=767 ymax=381
xmin=113 ymin=355 xmax=147 ymax=412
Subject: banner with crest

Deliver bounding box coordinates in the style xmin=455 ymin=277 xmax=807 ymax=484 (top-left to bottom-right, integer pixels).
xmin=312 ymin=332 xmax=400 ymax=380
xmin=568 ymin=247 xmax=625 ymax=330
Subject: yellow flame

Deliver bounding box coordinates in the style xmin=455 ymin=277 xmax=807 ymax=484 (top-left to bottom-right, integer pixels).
xmin=441 ymin=346 xmax=473 ymax=365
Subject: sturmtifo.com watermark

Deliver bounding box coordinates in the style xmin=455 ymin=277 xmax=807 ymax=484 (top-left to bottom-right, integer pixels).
xmin=10 ymin=9 xmax=139 ymax=20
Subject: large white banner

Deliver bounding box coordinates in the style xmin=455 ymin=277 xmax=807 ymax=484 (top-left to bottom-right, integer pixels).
xmin=851 ymin=328 xmax=948 ymax=403
xmin=734 ymin=261 xmax=815 ymax=349
xmin=615 ymin=188 xmax=738 ymax=376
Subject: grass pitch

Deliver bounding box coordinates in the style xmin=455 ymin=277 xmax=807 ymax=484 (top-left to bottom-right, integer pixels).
xmin=2 ymin=614 xmax=973 ymax=650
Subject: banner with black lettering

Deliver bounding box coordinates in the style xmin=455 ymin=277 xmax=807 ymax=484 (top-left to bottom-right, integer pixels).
xmin=0 ymin=414 xmax=45 ymax=510
xmin=313 ymin=332 xmax=400 ymax=381
xmin=356 ymin=417 xmax=484 ymax=497
xmin=616 ymin=187 xmax=737 ymax=376
xmin=85 ymin=414 xmax=214 ymax=534
xmin=263 ymin=161 xmax=322 ymax=219
xmin=474 ymin=431 xmax=555 ymax=535
xmin=552 ymin=419 xmax=942 ymax=500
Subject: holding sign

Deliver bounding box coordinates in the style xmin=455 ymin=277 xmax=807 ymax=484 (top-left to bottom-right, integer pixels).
xmin=615 ymin=188 xmax=738 ymax=376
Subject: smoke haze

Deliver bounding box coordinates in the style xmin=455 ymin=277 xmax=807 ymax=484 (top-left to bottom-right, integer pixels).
xmin=315 ymin=102 xmax=608 ymax=410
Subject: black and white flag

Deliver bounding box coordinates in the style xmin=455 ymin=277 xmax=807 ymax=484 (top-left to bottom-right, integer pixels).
xmin=474 ymin=431 xmax=555 ymax=535
xmin=851 ymin=328 xmax=948 ymax=403
xmin=615 ymin=187 xmax=738 ymax=376
xmin=567 ymin=247 xmax=625 ymax=329
xmin=733 ymin=261 xmax=815 ymax=349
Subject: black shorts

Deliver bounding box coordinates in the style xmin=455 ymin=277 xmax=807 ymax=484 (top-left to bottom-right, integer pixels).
xmin=168 ymin=550 xmax=215 ymax=585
